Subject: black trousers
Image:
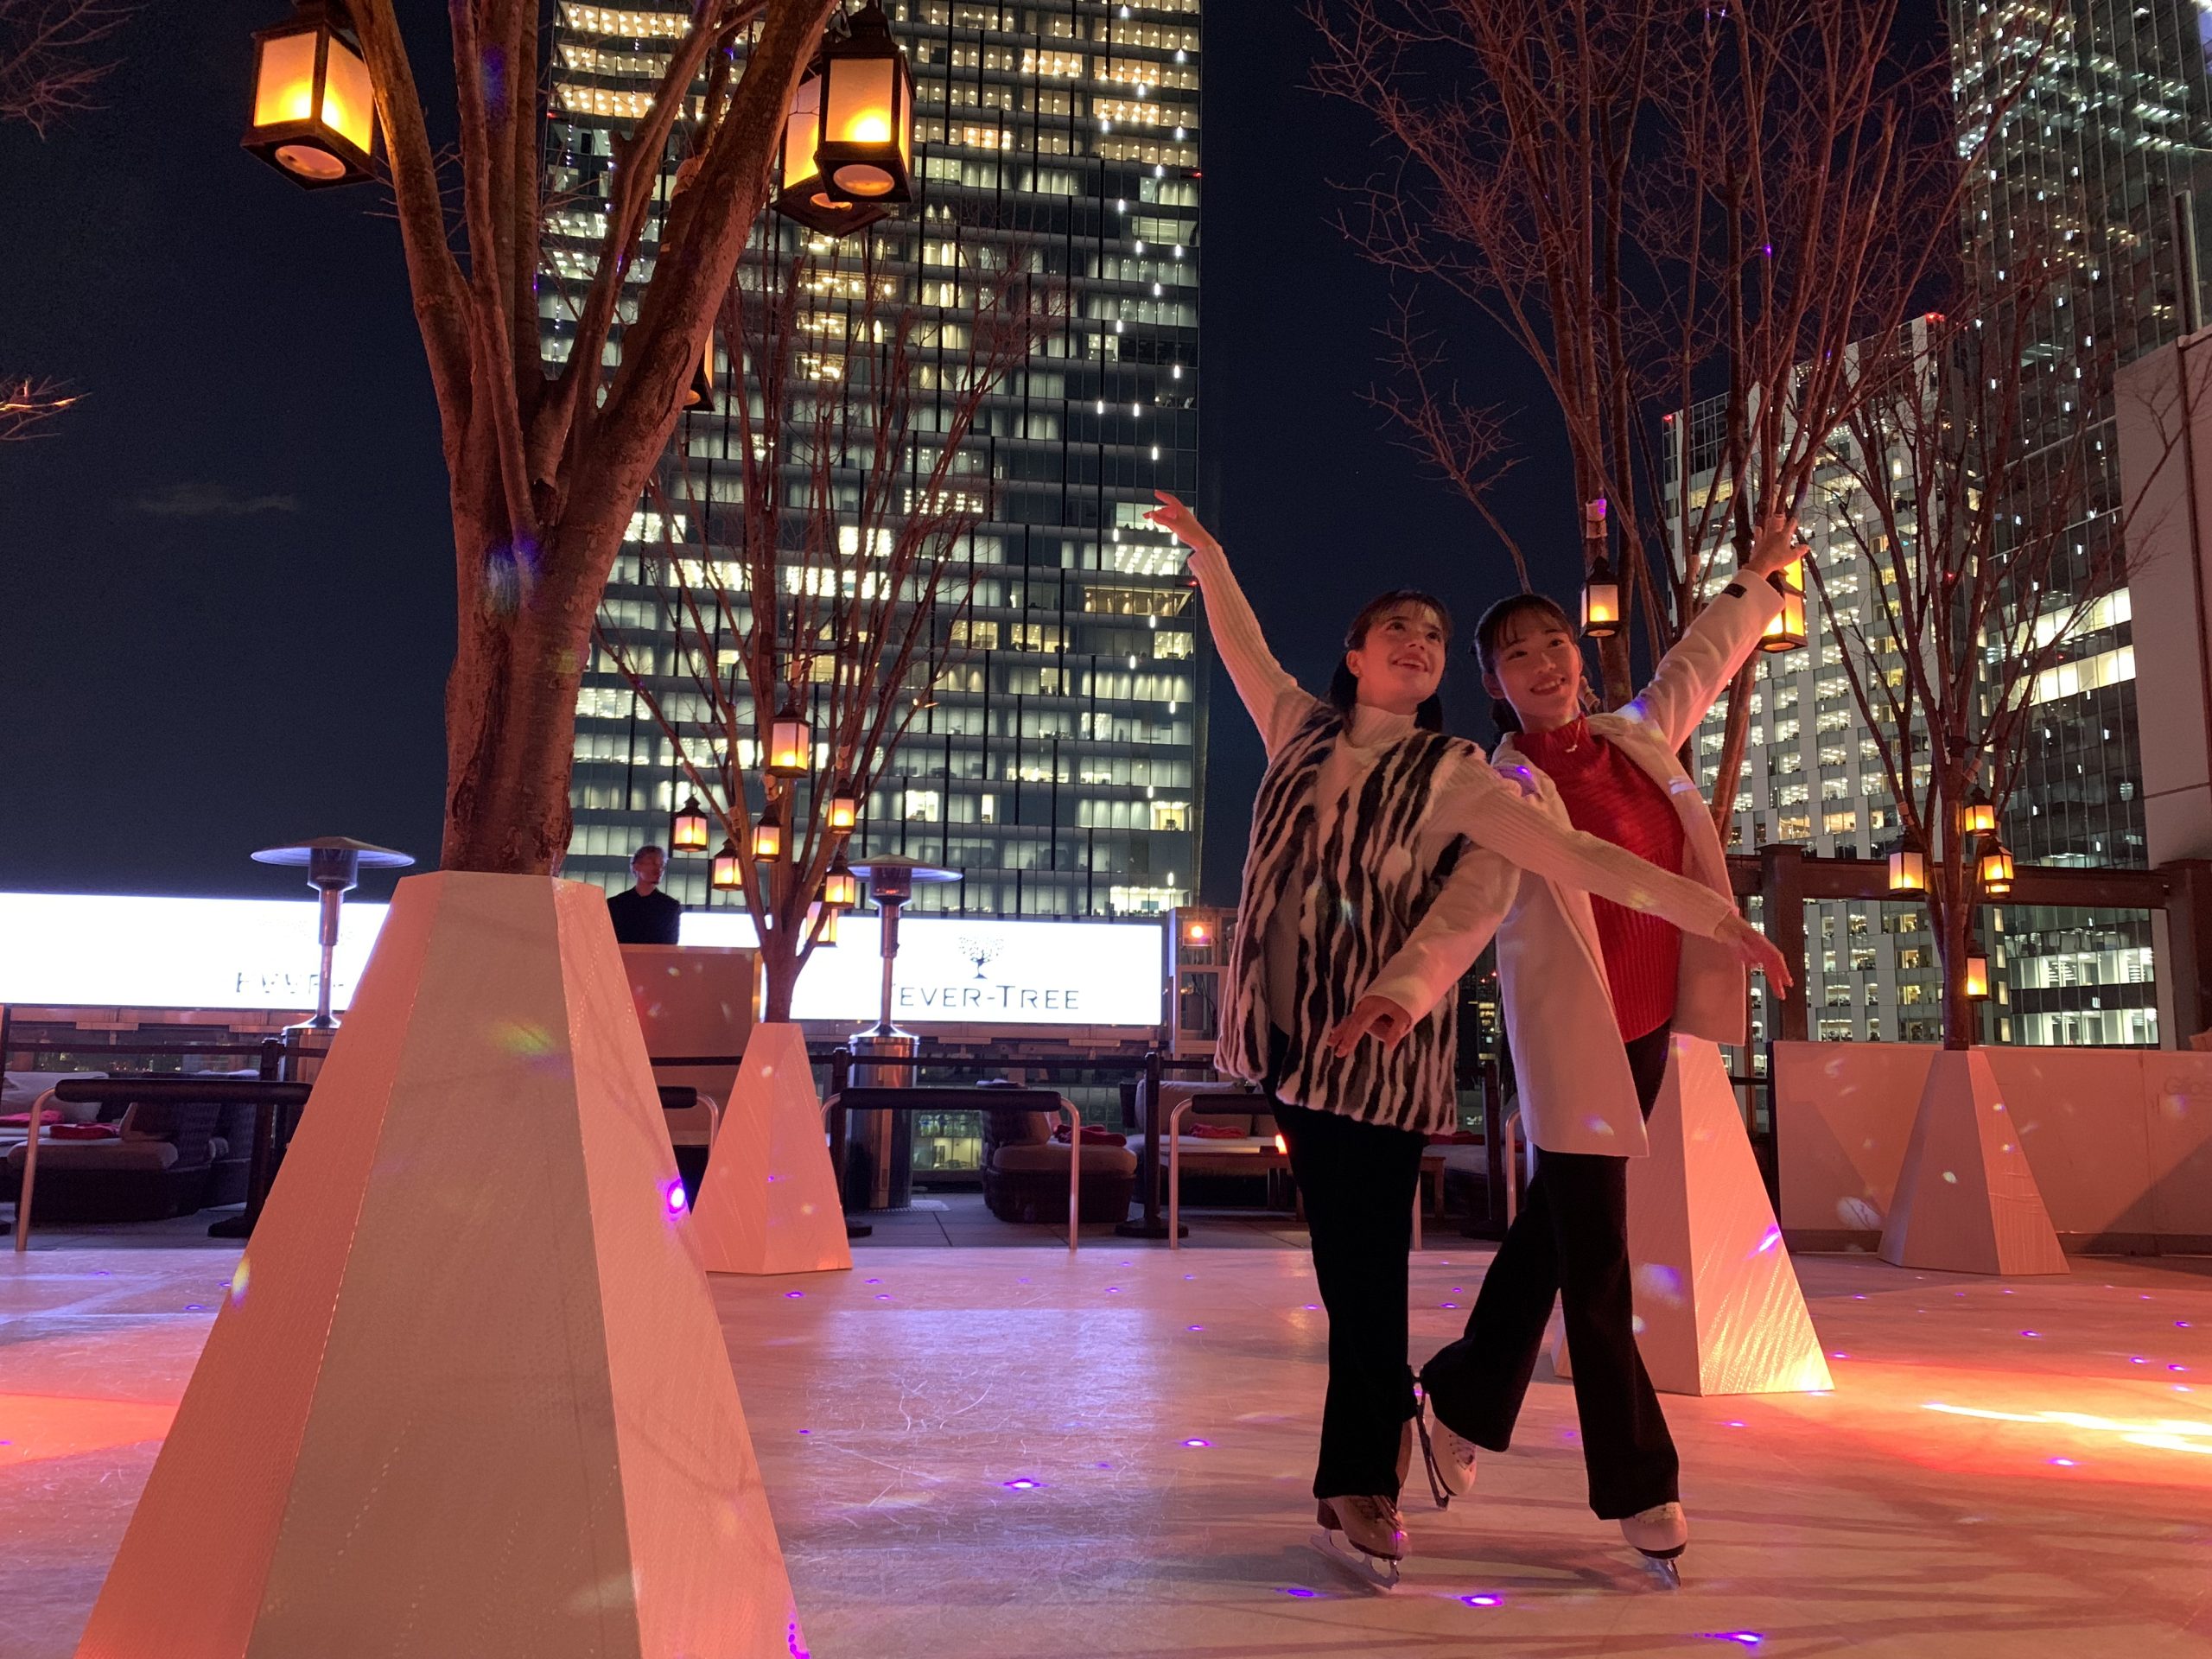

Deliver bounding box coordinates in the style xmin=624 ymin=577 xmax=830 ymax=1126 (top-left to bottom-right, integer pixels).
xmin=1421 ymin=1023 xmax=1679 ymax=1521
xmin=1273 ymin=1095 xmax=1427 ymax=1501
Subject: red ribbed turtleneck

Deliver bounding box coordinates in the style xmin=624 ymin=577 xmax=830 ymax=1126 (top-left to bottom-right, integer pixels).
xmin=1513 ymin=716 xmax=1685 ymax=1040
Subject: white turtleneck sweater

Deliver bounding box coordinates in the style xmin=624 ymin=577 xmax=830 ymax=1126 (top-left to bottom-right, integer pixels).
xmin=1187 ymin=544 xmax=1736 ymax=1026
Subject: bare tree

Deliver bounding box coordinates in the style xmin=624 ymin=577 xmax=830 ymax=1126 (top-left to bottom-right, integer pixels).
xmin=597 ymin=238 xmax=1058 ymax=1020
xmin=288 ymin=0 xmax=848 ymax=874
xmin=1813 ymin=252 xmax=2167 ymax=1048
xmin=1310 ymin=0 xmax=2035 ymax=830
xmin=1 ymin=0 xmax=132 ymax=438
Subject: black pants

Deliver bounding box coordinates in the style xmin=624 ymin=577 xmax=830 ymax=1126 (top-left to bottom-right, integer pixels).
xmin=1421 ymin=1023 xmax=1678 ymax=1521
xmin=1273 ymin=1095 xmax=1427 ymax=1501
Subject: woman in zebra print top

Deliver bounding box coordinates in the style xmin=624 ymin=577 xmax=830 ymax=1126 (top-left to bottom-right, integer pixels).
xmin=1144 ymin=491 xmax=1786 ymax=1587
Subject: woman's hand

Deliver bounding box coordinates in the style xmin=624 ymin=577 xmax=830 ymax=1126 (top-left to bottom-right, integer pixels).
xmin=1145 ymin=489 xmax=1221 ymax=558
xmin=1717 ymin=913 xmax=1794 ymax=992
xmin=1326 ymin=994 xmax=1417 ymax=1055
xmin=1742 ymin=512 xmax=1808 ymax=583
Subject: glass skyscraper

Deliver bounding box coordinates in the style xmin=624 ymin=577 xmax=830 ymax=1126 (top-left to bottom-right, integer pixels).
xmin=545 ymin=0 xmax=1205 ymax=918
xmin=1948 ymin=0 xmax=2212 ymax=1040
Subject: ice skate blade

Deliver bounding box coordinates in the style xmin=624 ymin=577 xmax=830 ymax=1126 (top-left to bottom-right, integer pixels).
xmin=1310 ymin=1528 xmax=1402 ymax=1592
xmin=1636 ymin=1549 xmax=1684 ymax=1590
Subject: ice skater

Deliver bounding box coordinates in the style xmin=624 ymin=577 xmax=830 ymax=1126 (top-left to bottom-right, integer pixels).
xmin=1407 ymin=513 xmax=1805 ymax=1586
xmin=1145 ymin=492 xmax=1788 ymax=1590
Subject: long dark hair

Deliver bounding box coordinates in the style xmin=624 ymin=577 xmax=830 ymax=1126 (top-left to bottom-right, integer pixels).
xmin=1326 ymin=589 xmax=1453 ymax=732
xmin=1471 ymin=592 xmax=1577 ymax=734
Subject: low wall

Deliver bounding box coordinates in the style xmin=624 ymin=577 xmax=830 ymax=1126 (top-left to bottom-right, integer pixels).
xmin=1773 ymin=1042 xmax=2212 ymax=1254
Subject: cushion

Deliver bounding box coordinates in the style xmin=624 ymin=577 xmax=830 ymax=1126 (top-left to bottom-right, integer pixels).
xmin=993 ymin=1141 xmax=1137 ymax=1177
xmin=7 ymin=1141 xmax=179 ymax=1173
xmin=1 ymin=1073 xmax=108 ymax=1125
xmin=51 ymin=1122 xmax=122 ymax=1141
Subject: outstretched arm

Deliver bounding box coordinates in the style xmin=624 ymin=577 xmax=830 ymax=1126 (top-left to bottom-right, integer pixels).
xmin=1147 ymin=491 xmax=1313 ymax=754
xmin=1630 ymin=513 xmax=1803 ymax=753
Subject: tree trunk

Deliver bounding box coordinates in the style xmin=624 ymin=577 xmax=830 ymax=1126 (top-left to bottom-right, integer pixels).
xmin=1937 ymin=881 xmax=1974 ymax=1052
xmin=761 ymin=927 xmax=799 ymax=1024
xmin=439 ymin=514 xmax=603 ymax=874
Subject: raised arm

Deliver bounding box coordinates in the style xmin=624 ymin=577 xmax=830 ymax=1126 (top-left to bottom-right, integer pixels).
xmin=1630 ymin=513 xmax=1803 ymax=753
xmin=1147 ymin=491 xmax=1313 ymax=754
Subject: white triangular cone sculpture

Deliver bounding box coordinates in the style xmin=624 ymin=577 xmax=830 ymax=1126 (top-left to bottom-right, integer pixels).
xmin=1879 ymin=1046 xmax=2068 ymax=1276
xmin=73 ymin=873 xmax=805 ymax=1659
xmin=1553 ymin=1038 xmax=1832 ymax=1395
xmin=692 ymin=1021 xmax=851 ymax=1276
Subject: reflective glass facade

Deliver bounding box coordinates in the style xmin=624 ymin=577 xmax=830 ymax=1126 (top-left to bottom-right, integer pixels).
xmin=546 ymin=0 xmax=1205 ymax=918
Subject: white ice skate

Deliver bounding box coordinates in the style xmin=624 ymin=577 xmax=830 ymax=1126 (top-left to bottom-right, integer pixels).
xmin=1619 ymin=1501 xmax=1688 ymax=1588
xmin=1410 ymin=1401 xmax=1478 ymax=1509
xmin=1312 ymin=1495 xmax=1405 ymax=1592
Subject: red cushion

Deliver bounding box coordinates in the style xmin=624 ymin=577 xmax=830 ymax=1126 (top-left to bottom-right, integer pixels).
xmin=48 ymin=1122 xmax=121 ymax=1141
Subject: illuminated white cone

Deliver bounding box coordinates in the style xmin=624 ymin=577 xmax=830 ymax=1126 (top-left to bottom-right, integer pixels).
xmin=692 ymin=1021 xmax=851 ymax=1276
xmin=1554 ymin=1037 xmax=1833 ymax=1395
xmin=1880 ymin=1046 xmax=2068 ymax=1276
xmin=74 ymin=873 xmax=805 ymax=1659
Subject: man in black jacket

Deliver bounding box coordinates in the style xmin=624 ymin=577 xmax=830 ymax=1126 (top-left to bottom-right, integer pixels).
xmin=606 ymin=845 xmax=683 ymax=945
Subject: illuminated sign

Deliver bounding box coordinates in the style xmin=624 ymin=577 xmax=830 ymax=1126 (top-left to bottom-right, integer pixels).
xmin=0 ymin=892 xmax=1165 ymax=1027
xmin=678 ymin=911 xmax=1164 ymax=1026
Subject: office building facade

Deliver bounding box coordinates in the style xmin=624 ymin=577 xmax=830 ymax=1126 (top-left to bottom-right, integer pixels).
xmin=546 ymin=0 xmax=1205 ymax=918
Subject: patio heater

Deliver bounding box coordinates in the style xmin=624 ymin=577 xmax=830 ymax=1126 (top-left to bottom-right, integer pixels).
xmin=251 ymin=836 xmax=415 ymax=1033
xmin=843 ymin=855 xmax=959 ymax=1211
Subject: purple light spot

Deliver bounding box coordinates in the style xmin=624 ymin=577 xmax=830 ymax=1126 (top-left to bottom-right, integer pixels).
xmin=2172 ymin=1364 xmax=2190 ymax=1373
xmin=1831 ymin=1351 xmax=1849 ymax=1360
xmin=1182 ymin=1438 xmax=1211 ymax=1448
xmin=1187 ymin=1324 xmax=1205 ymax=1332
xmin=798 ymin=1429 xmax=811 ymax=1435
xmin=664 ymin=1179 xmax=688 ymax=1214
xmin=2133 ymin=1357 xmax=2147 ymax=1364
xmin=2050 ymin=1458 xmax=2076 ymax=1467
xmin=1302 ymin=1304 xmax=1319 ymax=1311
xmin=1442 ymin=1303 xmax=1459 ymax=1310
xmin=866 ymin=1278 xmax=882 ymax=1285
xmin=1184 ymin=1273 xmax=1196 ymax=1281
xmin=1724 ymin=1420 xmax=1746 ymax=1427
xmin=1459 ymin=1593 xmax=1502 ymax=1607
xmin=184 ymin=1304 xmax=207 ymax=1313
xmin=1704 ymin=1637 xmax=1763 ymax=1649
xmin=1754 ymin=1227 xmax=1782 ymax=1255
xmin=2021 ymin=1331 xmax=2040 ymax=1339
xmin=1277 ymin=1586 xmax=1320 ymax=1599
xmin=876 ymin=1294 xmax=892 ymax=1300
xmin=2180 ymin=1321 xmax=2194 ymax=1329
xmin=785 ymin=1291 xmax=804 ymax=1300
xmin=1003 ymin=1478 xmax=1040 ymax=1490
xmin=1106 ymin=1286 xmax=1122 ymax=1293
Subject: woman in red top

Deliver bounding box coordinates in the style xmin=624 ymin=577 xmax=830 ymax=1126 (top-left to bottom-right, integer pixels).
xmin=1413 ymin=514 xmax=1805 ymax=1586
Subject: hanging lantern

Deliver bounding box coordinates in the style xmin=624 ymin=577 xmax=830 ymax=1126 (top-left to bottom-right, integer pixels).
xmin=1959 ymin=788 xmax=1997 ymax=837
xmin=1183 ymin=915 xmax=1213 ymax=946
xmin=244 ymin=0 xmax=378 ymax=188
xmin=1963 ymin=938 xmax=1991 ymax=1001
xmin=767 ymin=702 xmax=812 ymax=778
xmin=1580 ymin=554 xmax=1621 ymax=639
xmin=671 ymin=796 xmax=712 ymax=854
xmin=1979 ymin=836 xmax=2016 ymax=895
xmin=710 ymin=838 xmax=742 ymax=890
xmin=774 ymin=57 xmax=893 ymax=237
xmin=683 ymin=331 xmax=716 ymax=412
xmin=823 ymin=854 xmax=860 ymax=909
xmin=827 ymin=788 xmax=860 ymax=834
xmin=1759 ymin=559 xmax=1807 ymax=653
xmin=753 ymin=807 xmax=785 ymax=864
xmin=808 ymin=902 xmax=841 ymax=947
xmin=1887 ymin=832 xmax=1927 ymax=893
xmin=814 ymin=3 xmax=915 ymax=205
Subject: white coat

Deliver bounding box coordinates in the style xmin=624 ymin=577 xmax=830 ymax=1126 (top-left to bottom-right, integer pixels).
xmin=1491 ymin=578 xmax=1786 ymax=1158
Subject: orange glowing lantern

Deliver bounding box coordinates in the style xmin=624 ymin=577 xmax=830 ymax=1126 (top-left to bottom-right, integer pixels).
xmin=710 ymin=838 xmax=742 ymax=890
xmin=753 ymin=806 xmax=785 ymax=864
xmin=244 ymin=1 xmax=378 ymax=188
xmin=774 ymin=57 xmax=893 ymax=237
xmin=823 ymin=853 xmax=860 ymax=909
xmin=827 ymin=788 xmax=860 ymax=833
xmin=808 ymin=902 xmax=841 ymax=946
xmin=1759 ymin=559 xmax=1807 ymax=653
xmin=671 ymin=796 xmax=711 ymax=854
xmin=1887 ymin=832 xmax=1927 ymax=894
xmin=1963 ymin=938 xmax=1991 ymax=1001
xmin=1979 ymin=836 xmax=2016 ymax=896
xmin=815 ymin=3 xmax=914 ymax=205
xmin=767 ymin=702 xmax=812 ymax=779
xmin=1580 ymin=498 xmax=1620 ymax=639
xmin=1183 ymin=916 xmax=1212 ymax=946
xmin=1960 ymin=788 xmax=1997 ymax=837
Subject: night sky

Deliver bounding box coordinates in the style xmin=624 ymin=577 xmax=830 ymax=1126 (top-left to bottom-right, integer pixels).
xmin=0 ymin=2 xmax=1580 ymax=910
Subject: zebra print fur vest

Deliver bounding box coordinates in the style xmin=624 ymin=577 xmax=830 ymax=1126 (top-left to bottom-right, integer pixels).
xmin=1218 ymin=700 xmax=1479 ymax=1135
